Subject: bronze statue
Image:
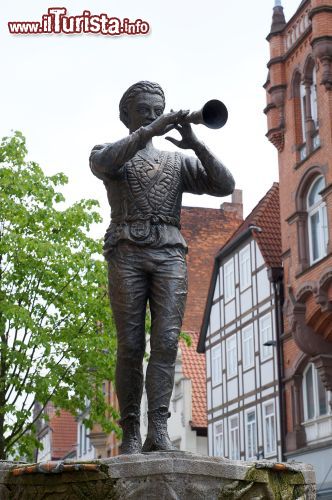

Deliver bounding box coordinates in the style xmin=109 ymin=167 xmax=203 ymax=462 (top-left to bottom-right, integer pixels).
xmin=90 ymin=81 xmax=235 ymax=454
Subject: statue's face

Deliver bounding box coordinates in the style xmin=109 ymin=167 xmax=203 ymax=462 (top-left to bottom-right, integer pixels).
xmin=127 ymin=92 xmax=164 ymax=132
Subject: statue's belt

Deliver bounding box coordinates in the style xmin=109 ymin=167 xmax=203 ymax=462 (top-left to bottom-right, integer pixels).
xmin=103 ymin=215 xmax=181 ymax=244
xmin=110 ymin=215 xmax=181 ymax=229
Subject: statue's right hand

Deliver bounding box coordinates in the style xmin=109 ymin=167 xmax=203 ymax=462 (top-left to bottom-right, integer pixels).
xmin=145 ymin=110 xmax=189 ymax=137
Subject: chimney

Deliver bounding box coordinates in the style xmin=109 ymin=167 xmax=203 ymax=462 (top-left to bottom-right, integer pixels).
xmin=220 ymin=189 xmax=243 ymax=219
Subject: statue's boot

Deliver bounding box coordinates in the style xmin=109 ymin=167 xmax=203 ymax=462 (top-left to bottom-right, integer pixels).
xmin=142 ymin=406 xmax=177 ymax=452
xmin=116 ymin=358 xmax=144 ymax=455
xmin=119 ymin=413 xmax=142 ymax=454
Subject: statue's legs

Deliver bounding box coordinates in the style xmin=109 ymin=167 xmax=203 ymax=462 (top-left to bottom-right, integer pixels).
xmin=145 ymin=246 xmax=187 ymax=410
xmin=143 ymin=246 xmax=187 ymax=451
xmin=107 ymin=244 xmax=149 ymax=454
xmin=108 ymin=243 xmax=187 ymax=453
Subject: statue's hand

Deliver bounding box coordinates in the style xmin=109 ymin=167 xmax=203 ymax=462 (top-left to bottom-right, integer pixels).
xmin=165 ymin=122 xmax=200 ymax=150
xmin=145 ymin=110 xmax=189 ymax=137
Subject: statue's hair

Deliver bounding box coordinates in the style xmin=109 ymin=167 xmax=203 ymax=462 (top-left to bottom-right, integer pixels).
xmin=119 ymin=81 xmax=165 ymax=127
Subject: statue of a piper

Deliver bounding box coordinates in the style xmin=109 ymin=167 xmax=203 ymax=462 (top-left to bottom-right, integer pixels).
xmin=90 ymin=81 xmax=235 ymax=454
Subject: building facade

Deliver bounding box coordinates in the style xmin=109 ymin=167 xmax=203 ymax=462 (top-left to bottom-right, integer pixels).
xmin=198 ymin=184 xmax=284 ymax=462
xmin=35 ymin=403 xmax=77 ymax=461
xmin=265 ymin=0 xmax=332 ymax=494
xmin=76 ymin=383 xmax=120 ymax=460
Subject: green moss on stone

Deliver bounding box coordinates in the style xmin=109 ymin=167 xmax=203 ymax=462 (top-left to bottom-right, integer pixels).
xmin=218 ymin=465 xmax=305 ymax=500
xmin=248 ymin=466 xmax=305 ymax=499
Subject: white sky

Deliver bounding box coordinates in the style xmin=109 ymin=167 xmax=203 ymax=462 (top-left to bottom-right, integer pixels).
xmin=1 ymin=0 xmax=302 ymax=238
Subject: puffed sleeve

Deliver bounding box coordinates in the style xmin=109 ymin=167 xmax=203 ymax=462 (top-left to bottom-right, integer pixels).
xmin=89 ymin=126 xmax=151 ymax=181
xmin=181 ymin=153 xmax=235 ymax=197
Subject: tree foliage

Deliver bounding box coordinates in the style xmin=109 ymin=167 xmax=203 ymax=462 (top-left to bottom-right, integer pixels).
xmin=0 ymin=131 xmax=117 ymax=460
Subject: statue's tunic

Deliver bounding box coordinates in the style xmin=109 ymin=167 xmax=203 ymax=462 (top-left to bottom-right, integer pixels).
xmin=90 ymin=138 xmax=230 ymax=258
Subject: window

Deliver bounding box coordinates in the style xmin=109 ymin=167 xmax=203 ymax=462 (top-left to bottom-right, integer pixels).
xmin=239 ymin=245 xmax=251 ymax=291
xmin=293 ymin=61 xmax=320 ymax=161
xmin=292 ymin=71 xmax=305 ymax=157
xmin=256 ymin=268 xmax=270 ymax=302
xmin=303 ymin=363 xmax=328 ymax=421
xmin=259 ymin=313 xmax=273 ymax=360
xmin=211 ymin=345 xmax=222 ymax=386
xmin=242 ymin=324 xmax=254 ymax=370
xmin=295 ymin=170 xmax=329 ymax=272
xmin=79 ymin=422 xmax=91 ymax=456
xmin=300 ymin=80 xmax=306 ymax=145
xmin=79 ymin=424 xmax=83 ymax=456
xmin=224 ymin=258 xmax=235 ymax=302
xmin=229 ymin=416 xmax=240 ymax=460
xmin=307 ymin=176 xmax=328 ymax=264
xmin=214 ymin=422 xmax=223 ymax=457
xmin=311 ymin=69 xmax=318 ymax=130
xmin=245 ymin=410 xmax=257 ymax=460
xmin=263 ymin=401 xmax=276 ymax=456
xmin=226 ymin=335 xmax=237 ymax=378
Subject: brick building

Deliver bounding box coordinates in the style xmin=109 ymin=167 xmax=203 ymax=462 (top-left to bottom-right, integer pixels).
xmin=181 ymin=200 xmax=243 ymax=334
xmin=80 ymin=385 xmax=120 ymax=459
xmin=265 ymin=0 xmax=332 ymax=494
xmin=36 ymin=403 xmax=77 ymax=461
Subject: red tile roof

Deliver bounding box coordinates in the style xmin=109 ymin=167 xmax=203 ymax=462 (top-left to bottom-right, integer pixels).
xmin=180 ymin=332 xmax=207 ymax=429
xmin=220 ymin=183 xmax=281 ymax=267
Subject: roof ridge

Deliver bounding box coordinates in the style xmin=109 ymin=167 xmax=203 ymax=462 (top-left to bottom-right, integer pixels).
xmin=251 ymin=182 xmax=279 ymax=227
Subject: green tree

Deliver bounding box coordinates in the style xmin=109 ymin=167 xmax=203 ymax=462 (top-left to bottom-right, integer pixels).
xmin=0 ymin=131 xmax=117 ymax=460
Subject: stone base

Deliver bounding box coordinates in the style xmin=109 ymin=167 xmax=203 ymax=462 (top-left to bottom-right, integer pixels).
xmin=0 ymin=452 xmax=316 ymax=499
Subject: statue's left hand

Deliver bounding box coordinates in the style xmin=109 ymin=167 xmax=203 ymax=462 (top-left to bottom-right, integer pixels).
xmin=165 ymin=122 xmax=200 ymax=150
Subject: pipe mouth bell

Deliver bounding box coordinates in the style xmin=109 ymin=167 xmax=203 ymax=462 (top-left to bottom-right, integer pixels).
xmin=202 ymin=99 xmax=228 ymax=129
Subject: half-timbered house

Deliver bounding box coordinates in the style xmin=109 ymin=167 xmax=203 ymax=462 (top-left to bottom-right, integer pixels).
xmin=198 ymin=183 xmax=284 ymax=461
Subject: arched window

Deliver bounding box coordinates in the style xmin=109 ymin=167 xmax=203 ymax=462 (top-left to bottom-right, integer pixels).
xmin=307 ymin=176 xmax=328 ymax=264
xmin=303 ymin=58 xmax=320 ymax=154
xmin=293 ymin=59 xmax=320 ymax=162
xmin=302 ymin=363 xmax=328 ymax=421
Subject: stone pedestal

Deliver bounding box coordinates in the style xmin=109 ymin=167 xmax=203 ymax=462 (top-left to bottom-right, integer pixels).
xmin=0 ymin=452 xmax=316 ymax=499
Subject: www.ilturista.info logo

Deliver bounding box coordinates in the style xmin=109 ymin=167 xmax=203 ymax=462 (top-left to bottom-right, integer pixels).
xmin=8 ymin=7 xmax=150 ymax=36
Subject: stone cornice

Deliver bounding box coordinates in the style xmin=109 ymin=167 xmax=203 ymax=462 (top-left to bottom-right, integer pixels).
xmin=309 ymin=6 xmax=332 ymax=20
xmin=263 ymin=102 xmax=276 ymax=115
xmin=268 ymin=83 xmax=287 ymax=95
xmin=267 ymin=56 xmax=284 ymax=69
xmin=286 ymin=211 xmax=307 ymax=225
